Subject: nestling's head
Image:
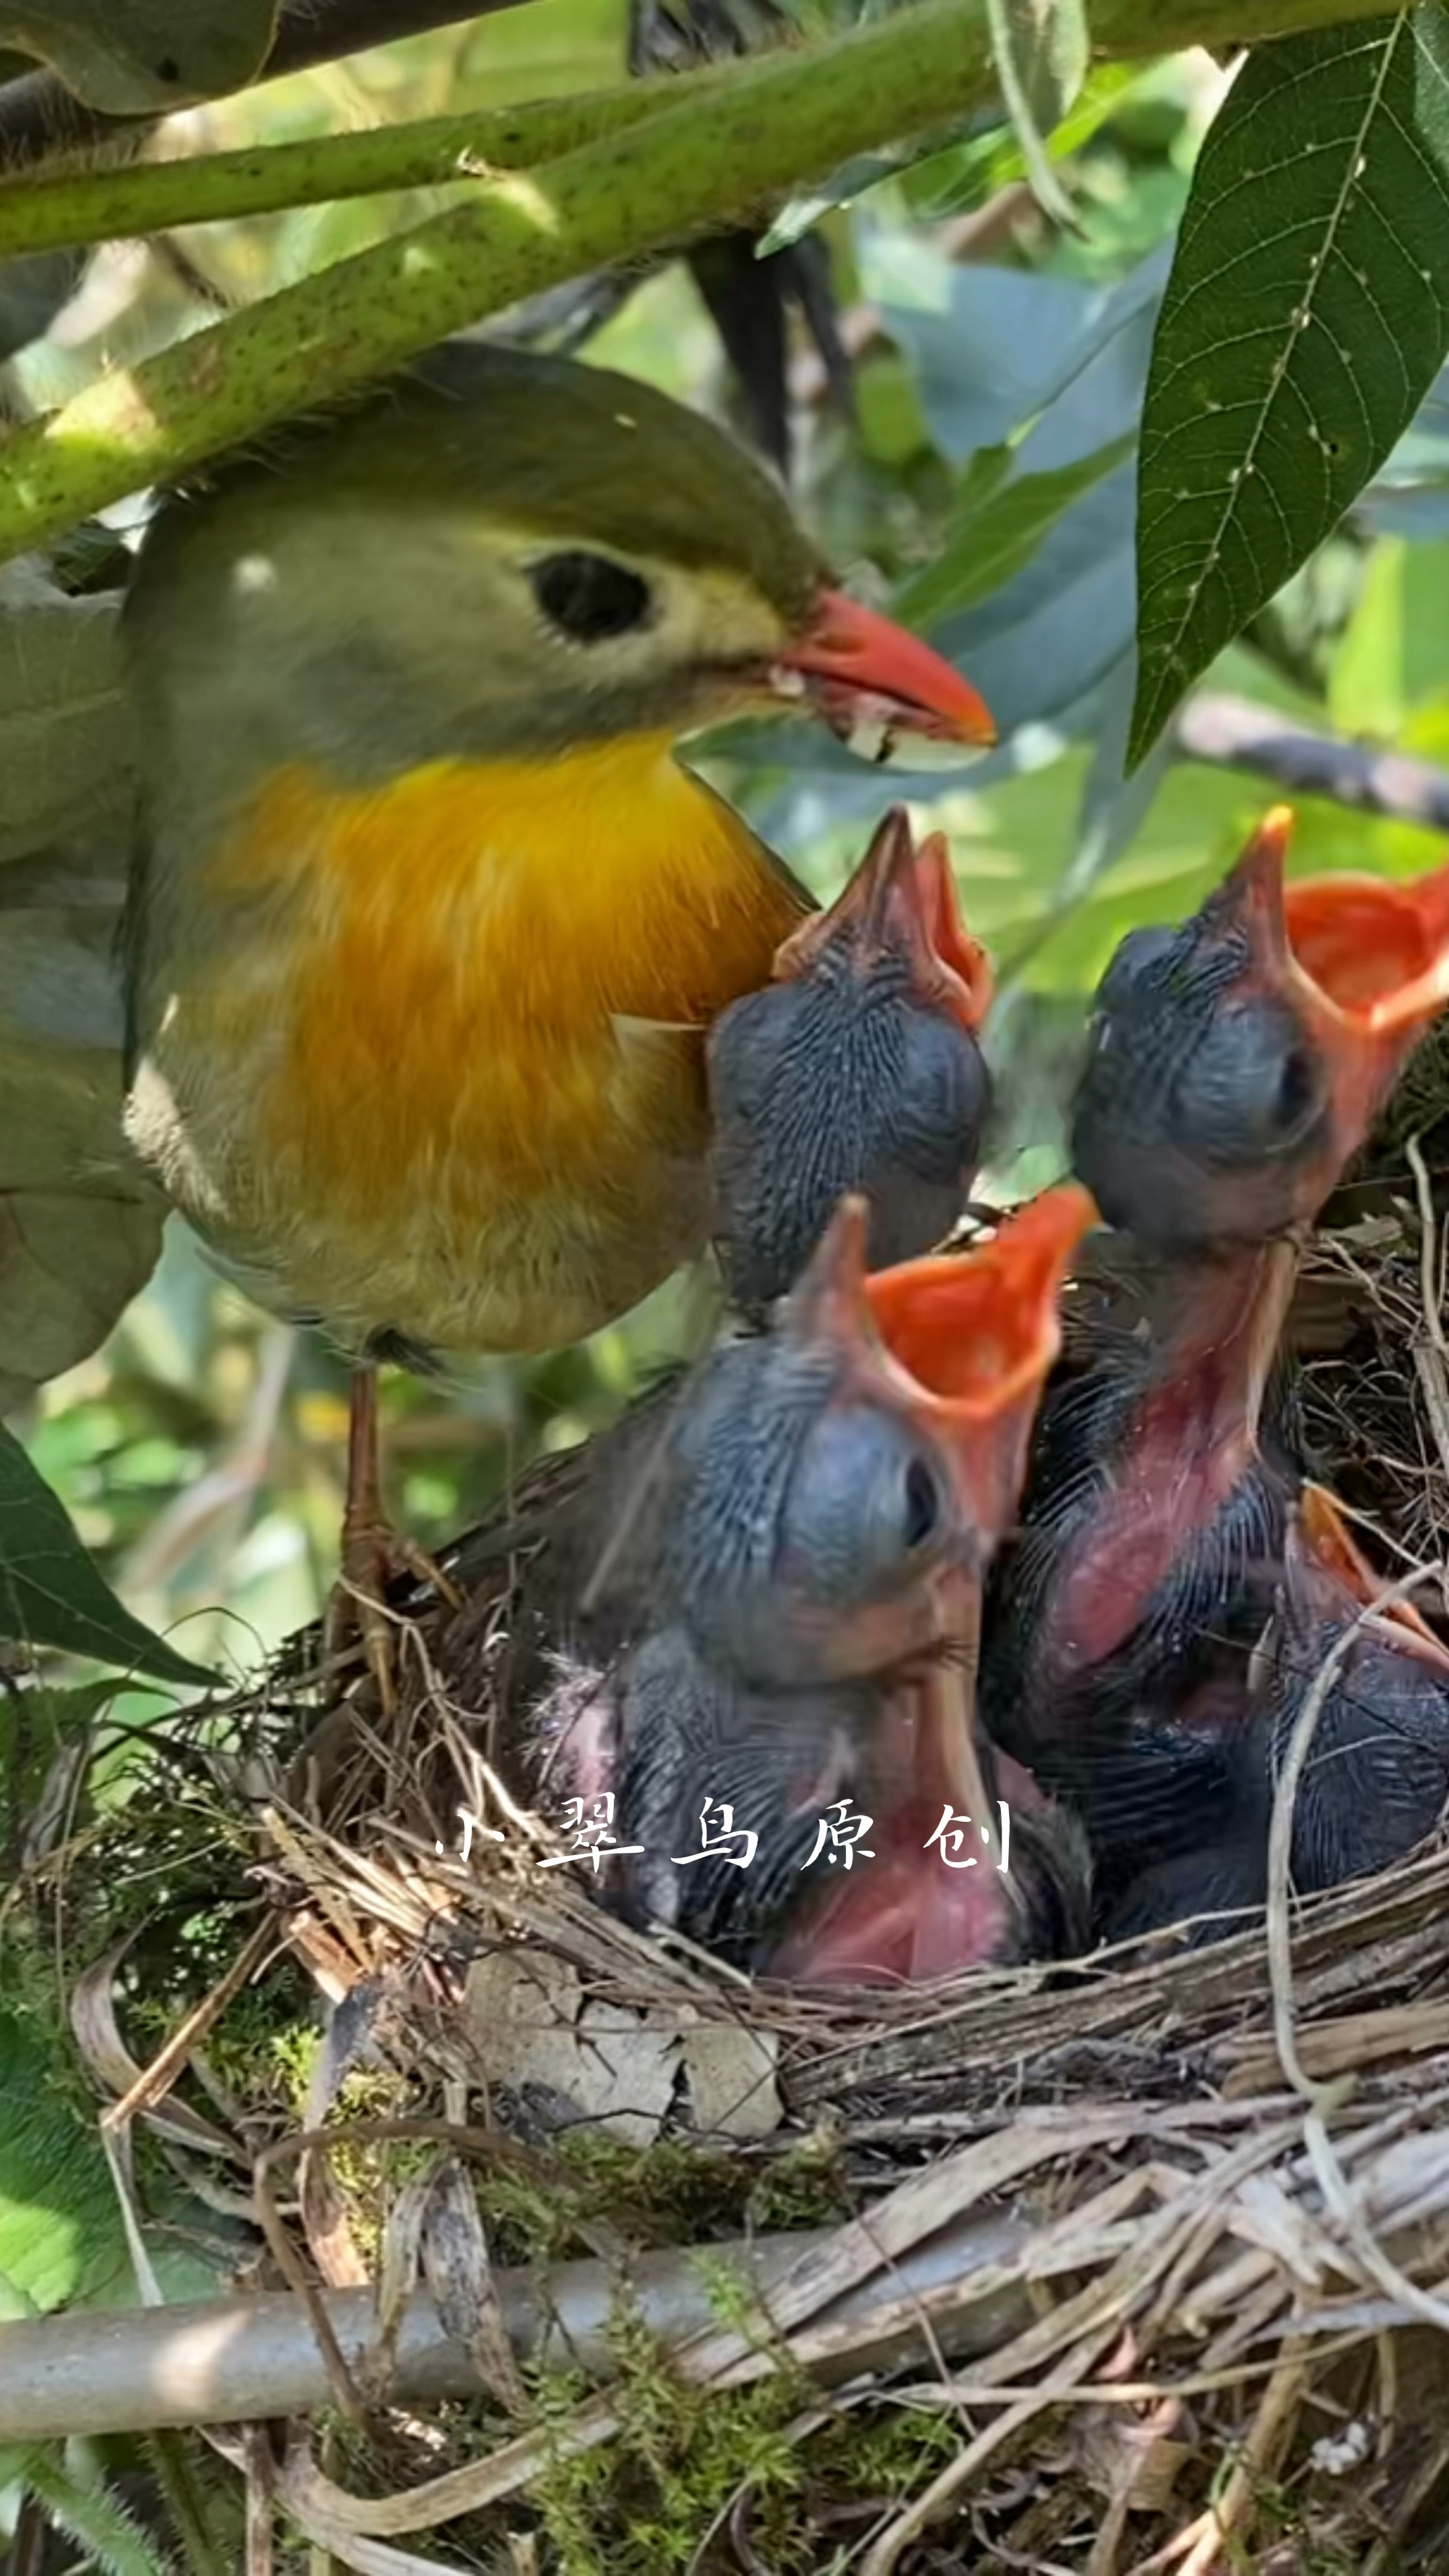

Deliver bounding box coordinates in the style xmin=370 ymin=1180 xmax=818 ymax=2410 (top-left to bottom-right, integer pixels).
xmin=664 ymin=1185 xmax=1093 ymax=1689
xmin=708 ymin=806 xmax=993 ymax=1308
xmin=1072 ymin=807 xmax=1449 ymax=1251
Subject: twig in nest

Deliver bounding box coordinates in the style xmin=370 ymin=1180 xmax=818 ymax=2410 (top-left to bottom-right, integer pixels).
xmin=1175 ymin=2337 xmax=1309 ymax=2576
xmin=1265 ymin=1556 xmax=1442 ymax=2110
xmin=1406 ymin=1133 xmax=1449 ymax=1526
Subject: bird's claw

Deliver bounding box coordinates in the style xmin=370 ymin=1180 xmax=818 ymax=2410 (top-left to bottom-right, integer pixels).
xmin=326 ymin=1518 xmax=463 ymax=1715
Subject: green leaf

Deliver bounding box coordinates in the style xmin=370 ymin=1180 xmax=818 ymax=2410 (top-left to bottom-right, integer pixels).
xmin=983 ymin=0 xmax=1089 ymax=228
xmin=0 ymin=0 xmax=278 ymax=111
xmin=1130 ymin=7 xmax=1449 ymax=769
xmin=0 ymin=2004 xmax=131 ymax=2311
xmin=902 ymin=64 xmax=1136 ymax=220
xmin=1327 ymin=532 xmax=1449 ymax=736
xmin=0 ymin=559 xmax=131 ymax=868
xmin=896 ymin=430 xmax=1133 ymax=624
xmin=0 ymin=1425 xmax=214 ymax=1684
xmin=0 ymin=561 xmax=166 ymax=1409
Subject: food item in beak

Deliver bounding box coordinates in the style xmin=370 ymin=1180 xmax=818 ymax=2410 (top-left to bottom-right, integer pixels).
xmin=770 ymin=586 xmax=997 ymax=759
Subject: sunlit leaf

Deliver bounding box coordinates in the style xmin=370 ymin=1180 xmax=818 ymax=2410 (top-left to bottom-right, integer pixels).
xmin=0 ymin=2004 xmax=131 ymax=2311
xmin=1326 ymin=535 xmax=1449 ymax=738
xmin=902 ymin=65 xmax=1137 ymax=220
xmin=1131 ymin=8 xmax=1449 ymax=768
xmin=0 ymin=0 xmax=278 ymax=111
xmin=0 ymin=1426 xmax=215 ymax=1683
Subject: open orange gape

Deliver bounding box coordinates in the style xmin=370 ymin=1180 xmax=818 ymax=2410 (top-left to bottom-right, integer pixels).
xmin=1250 ymin=805 xmax=1449 ymax=1157
xmin=769 ymin=1185 xmax=1095 ymax=1989
xmin=1071 ymin=804 xmax=1449 ymax=1253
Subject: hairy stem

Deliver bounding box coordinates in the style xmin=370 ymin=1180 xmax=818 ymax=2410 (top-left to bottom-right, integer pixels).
xmin=0 ymin=0 xmax=1383 ymax=566
xmin=0 ymin=78 xmax=723 ymax=260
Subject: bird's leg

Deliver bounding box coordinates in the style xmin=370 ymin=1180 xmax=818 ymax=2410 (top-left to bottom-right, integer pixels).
xmin=327 ymin=1359 xmax=462 ymax=1713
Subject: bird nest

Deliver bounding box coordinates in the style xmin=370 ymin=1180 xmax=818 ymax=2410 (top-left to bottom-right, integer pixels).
xmin=40 ymin=1102 xmax=1449 ymax=2575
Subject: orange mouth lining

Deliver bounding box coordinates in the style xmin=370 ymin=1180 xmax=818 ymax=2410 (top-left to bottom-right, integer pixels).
xmin=1285 ymin=875 xmax=1449 ymax=1022
xmin=865 ymin=1185 xmax=1094 ymax=1420
xmin=914 ymin=832 xmax=994 ymax=1030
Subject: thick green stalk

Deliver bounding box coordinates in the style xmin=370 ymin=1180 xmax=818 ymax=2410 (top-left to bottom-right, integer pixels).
xmin=0 ymin=76 xmax=718 ymax=260
xmin=0 ymin=0 xmax=1393 ymax=566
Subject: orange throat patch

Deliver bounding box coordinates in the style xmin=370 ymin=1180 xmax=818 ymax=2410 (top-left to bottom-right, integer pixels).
xmin=176 ymin=735 xmax=804 ymax=1349
xmin=214 ymin=736 xmax=800 ymax=1186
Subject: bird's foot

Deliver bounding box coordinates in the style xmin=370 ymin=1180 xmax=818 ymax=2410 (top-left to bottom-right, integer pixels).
xmin=326 ymin=1514 xmax=463 ymax=1715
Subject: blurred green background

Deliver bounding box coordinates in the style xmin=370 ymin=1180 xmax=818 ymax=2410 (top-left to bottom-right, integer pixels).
xmin=9 ymin=1 xmax=1449 ymax=1699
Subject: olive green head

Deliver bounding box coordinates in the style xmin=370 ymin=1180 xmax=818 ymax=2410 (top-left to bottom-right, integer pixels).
xmin=123 ymin=340 xmax=831 ymax=787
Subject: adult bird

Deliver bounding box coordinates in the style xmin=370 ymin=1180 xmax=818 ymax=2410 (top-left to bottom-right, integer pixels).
xmin=120 ymin=341 xmax=993 ymax=1701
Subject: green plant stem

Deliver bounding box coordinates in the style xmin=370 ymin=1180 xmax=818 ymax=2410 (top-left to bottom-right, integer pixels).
xmin=142 ymin=2432 xmax=231 ymax=2576
xmin=0 ymin=77 xmax=718 ymax=260
xmin=0 ymin=0 xmax=1387 ymax=568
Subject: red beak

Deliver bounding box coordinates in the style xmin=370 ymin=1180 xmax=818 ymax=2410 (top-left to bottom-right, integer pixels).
xmin=770 ymin=805 xmax=994 ymax=1034
xmin=772 ymin=586 xmax=997 ymax=756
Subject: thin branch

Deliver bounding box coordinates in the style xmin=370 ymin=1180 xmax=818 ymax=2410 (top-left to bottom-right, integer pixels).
xmin=0 ymin=81 xmax=720 ymax=262
xmin=0 ymin=1 xmax=529 ymax=172
xmin=1175 ymin=690 xmax=1449 ymax=833
xmin=0 ymin=2210 xmax=1024 ymax=2442
xmin=0 ymin=0 xmax=1383 ymax=570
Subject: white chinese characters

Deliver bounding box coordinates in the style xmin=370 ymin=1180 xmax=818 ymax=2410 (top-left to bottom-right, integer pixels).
xmin=802 ymin=1799 xmax=876 ymax=1870
xmin=925 ymin=1800 xmax=1012 ymax=1873
xmin=443 ymin=1794 xmax=1013 ymax=1874
xmin=536 ymin=1793 xmax=645 ymax=1873
xmin=672 ymin=1798 xmax=759 ymax=1870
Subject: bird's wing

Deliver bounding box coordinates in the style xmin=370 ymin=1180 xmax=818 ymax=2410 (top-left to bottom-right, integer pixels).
xmin=0 ymin=559 xmax=164 ymax=1413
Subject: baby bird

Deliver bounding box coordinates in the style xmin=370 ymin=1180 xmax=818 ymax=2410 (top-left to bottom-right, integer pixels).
xmin=983 ymin=1236 xmax=1296 ymax=1910
xmin=529 ymin=1189 xmax=1093 ymax=1978
xmin=1071 ymin=806 xmax=1449 ymax=1252
xmin=1104 ymin=1487 xmax=1449 ymax=1939
xmin=1254 ymin=1484 xmax=1449 ymax=1895
xmin=707 ymin=806 xmax=992 ymax=1312
xmin=991 ymin=810 xmax=1449 ymax=1922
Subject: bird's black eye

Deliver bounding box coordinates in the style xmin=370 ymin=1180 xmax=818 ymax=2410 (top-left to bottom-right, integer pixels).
xmin=531 ymin=551 xmax=654 ymax=643
xmin=902 ymin=1456 xmax=943 ymax=1550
